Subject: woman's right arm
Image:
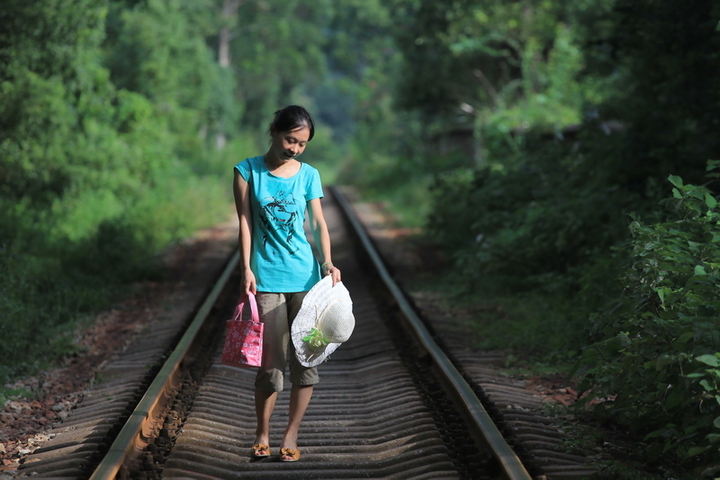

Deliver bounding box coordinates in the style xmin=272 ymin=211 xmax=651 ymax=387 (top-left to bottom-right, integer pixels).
xmin=233 ymin=169 xmax=257 ymax=295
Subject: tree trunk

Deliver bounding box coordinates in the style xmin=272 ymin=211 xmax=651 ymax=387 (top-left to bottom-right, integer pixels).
xmin=216 ymin=0 xmax=241 ymax=149
xmin=219 ymin=0 xmax=241 ymax=68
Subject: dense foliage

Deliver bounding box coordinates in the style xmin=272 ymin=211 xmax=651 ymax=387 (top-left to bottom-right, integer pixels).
xmin=0 ymin=0 xmax=234 ymax=384
xmin=576 ymin=168 xmax=720 ymax=471
xmin=379 ymin=0 xmax=720 ymax=472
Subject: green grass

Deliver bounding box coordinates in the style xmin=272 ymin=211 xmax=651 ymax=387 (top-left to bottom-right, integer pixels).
xmin=0 ymin=385 xmax=36 ymax=405
xmin=0 ymin=170 xmax=232 ymax=391
xmin=407 ymin=267 xmax=586 ymax=366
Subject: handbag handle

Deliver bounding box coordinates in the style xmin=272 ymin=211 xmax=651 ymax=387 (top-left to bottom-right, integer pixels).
xmin=232 ymin=292 xmax=259 ymax=323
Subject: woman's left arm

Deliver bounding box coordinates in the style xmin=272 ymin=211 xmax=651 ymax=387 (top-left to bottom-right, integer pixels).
xmin=308 ymin=197 xmax=341 ymax=285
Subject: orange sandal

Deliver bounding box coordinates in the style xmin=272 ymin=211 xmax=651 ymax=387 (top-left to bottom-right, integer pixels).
xmin=251 ymin=444 xmax=271 ymax=458
xmin=279 ymin=447 xmax=301 ymax=462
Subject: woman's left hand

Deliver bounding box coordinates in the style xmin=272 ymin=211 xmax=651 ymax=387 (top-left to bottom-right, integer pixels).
xmin=324 ymin=264 xmax=341 ymax=286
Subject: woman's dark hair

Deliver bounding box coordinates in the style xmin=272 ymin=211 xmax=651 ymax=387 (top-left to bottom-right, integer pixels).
xmin=268 ymin=105 xmax=315 ymax=141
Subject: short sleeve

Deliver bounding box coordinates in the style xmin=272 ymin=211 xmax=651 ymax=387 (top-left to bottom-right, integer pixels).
xmin=305 ymin=166 xmax=323 ymax=201
xmin=234 ymin=158 xmax=252 ymax=182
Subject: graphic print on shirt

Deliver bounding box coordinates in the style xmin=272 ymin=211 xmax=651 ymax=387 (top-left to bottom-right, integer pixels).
xmin=259 ymin=190 xmax=300 ymax=255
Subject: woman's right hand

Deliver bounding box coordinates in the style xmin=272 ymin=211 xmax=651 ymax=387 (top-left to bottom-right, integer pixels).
xmin=243 ymin=267 xmax=257 ymax=296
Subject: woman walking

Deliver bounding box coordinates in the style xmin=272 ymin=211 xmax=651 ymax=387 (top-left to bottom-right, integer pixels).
xmin=233 ymin=105 xmax=341 ymax=462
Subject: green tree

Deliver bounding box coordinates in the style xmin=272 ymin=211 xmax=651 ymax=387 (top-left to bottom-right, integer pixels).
xmin=388 ymin=1 xmax=592 ymax=139
xmin=582 ymin=0 xmax=720 ymax=194
xmin=228 ymin=0 xmax=331 ymax=131
xmin=0 ymin=0 xmax=234 ymax=385
xmin=104 ymin=0 xmax=237 ymax=161
xmin=0 ymin=0 xmax=109 ymax=207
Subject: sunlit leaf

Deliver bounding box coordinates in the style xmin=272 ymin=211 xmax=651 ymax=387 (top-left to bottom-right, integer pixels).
xmin=697 ymin=354 xmax=720 ymax=367
xmin=668 ymin=175 xmax=684 ymax=188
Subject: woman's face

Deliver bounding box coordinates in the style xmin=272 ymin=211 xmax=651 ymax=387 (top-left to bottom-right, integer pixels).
xmin=269 ymin=125 xmax=310 ymax=161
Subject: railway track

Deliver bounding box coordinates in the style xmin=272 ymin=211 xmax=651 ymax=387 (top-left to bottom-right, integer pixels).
xmin=15 ymin=188 xmax=593 ymax=479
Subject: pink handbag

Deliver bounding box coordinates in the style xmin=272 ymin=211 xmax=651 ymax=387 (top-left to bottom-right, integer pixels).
xmin=221 ymin=293 xmax=263 ymax=368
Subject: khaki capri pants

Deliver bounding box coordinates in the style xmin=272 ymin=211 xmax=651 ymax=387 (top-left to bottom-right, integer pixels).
xmin=255 ymin=292 xmax=319 ymax=392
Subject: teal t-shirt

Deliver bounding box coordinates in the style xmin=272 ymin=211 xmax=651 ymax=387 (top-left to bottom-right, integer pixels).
xmin=235 ymin=156 xmax=324 ymax=292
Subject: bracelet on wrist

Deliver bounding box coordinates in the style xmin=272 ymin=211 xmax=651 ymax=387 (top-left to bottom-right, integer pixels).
xmin=321 ymin=262 xmax=333 ymax=268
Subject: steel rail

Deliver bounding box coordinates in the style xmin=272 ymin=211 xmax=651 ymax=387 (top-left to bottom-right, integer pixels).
xmin=88 ymin=251 xmax=239 ymax=480
xmin=330 ymin=186 xmax=533 ymax=480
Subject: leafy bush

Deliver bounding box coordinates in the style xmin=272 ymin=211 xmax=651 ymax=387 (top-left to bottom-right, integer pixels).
xmin=420 ymin=139 xmax=637 ymax=359
xmin=427 ymin=140 xmax=631 ymax=292
xmin=577 ymin=166 xmax=720 ymax=470
xmin=0 ymin=221 xmax=109 ymax=384
xmin=0 ymin=1 xmax=234 ymax=388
